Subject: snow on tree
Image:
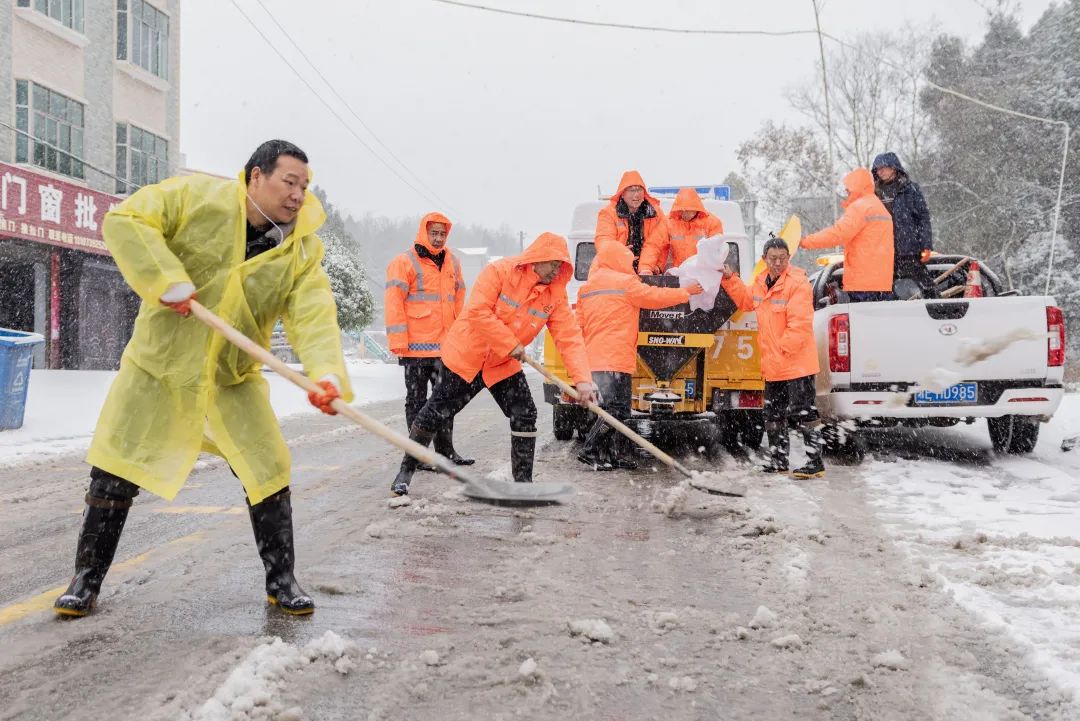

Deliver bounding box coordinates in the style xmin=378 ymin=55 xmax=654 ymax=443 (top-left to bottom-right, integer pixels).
xmin=311 ymin=187 xmax=374 ymax=334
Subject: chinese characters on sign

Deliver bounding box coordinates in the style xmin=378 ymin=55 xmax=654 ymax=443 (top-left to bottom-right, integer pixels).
xmin=0 ymin=162 xmax=118 ymax=256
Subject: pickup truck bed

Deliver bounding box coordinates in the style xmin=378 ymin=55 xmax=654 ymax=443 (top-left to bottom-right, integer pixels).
xmin=809 ymin=256 xmax=1065 ymax=454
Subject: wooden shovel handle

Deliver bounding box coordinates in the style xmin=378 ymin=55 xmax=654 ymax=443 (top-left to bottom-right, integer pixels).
xmin=188 ymin=300 xmax=468 ymax=480
xmin=522 ymin=355 xmax=693 ymax=479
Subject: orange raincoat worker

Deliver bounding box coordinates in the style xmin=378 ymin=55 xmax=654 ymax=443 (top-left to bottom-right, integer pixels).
xmin=384 ymin=212 xmax=472 ymax=467
xmin=576 ymin=242 xmax=702 ymax=469
xmin=800 ymin=168 xmax=895 ymax=302
xmin=390 ymin=233 xmax=597 ymax=496
xmin=639 ymin=187 xmax=725 ymax=273
xmin=721 ymin=236 xmax=825 ymax=479
xmin=594 ymin=170 xmax=669 ymax=271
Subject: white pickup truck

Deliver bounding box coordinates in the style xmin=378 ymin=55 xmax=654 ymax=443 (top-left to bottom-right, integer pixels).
xmin=810 ymin=255 xmax=1066 ymax=455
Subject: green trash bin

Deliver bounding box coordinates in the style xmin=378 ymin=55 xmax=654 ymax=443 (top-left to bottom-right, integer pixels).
xmin=0 ymin=328 xmax=46 ymax=431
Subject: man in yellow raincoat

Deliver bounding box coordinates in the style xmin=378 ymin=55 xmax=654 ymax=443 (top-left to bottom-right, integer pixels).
xmin=54 ymin=140 xmax=352 ymax=617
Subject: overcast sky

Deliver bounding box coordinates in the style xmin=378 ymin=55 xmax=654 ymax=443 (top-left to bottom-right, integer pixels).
xmin=180 ymin=0 xmax=1054 ymax=239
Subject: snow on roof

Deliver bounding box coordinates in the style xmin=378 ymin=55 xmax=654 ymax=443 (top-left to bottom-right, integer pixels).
xmin=456 ymin=247 xmax=488 ymax=255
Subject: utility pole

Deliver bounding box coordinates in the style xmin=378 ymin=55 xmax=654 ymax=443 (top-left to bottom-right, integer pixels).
xmin=812 ymin=0 xmax=839 ymax=222
xmin=519 ymin=230 xmax=525 ymax=253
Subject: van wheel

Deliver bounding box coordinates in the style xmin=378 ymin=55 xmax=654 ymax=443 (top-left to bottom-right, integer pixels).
xmin=553 ymin=406 xmax=575 ymax=441
xmin=987 ymin=415 xmax=1040 ymax=454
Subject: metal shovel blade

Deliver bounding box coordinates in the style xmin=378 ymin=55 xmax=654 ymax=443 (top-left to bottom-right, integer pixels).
xmin=687 ymin=473 xmax=747 ymax=498
xmin=459 ymin=477 xmax=575 ymax=505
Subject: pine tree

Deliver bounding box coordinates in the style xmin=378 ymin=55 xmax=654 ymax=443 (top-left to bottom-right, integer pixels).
xmin=311 ymin=187 xmax=374 ymax=333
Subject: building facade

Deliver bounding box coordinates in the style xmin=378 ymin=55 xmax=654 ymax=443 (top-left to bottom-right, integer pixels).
xmin=0 ymin=0 xmax=180 ymax=369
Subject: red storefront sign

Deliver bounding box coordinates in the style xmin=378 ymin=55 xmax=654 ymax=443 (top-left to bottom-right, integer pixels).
xmin=0 ymin=161 xmax=119 ymax=256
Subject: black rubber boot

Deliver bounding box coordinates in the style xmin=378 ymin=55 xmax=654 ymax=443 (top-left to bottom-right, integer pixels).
xmin=393 ymin=428 xmax=436 ymax=495
xmin=792 ymin=424 xmax=826 ymax=479
xmin=248 ymin=489 xmax=314 ymax=615
xmin=577 ymin=418 xmax=614 ymax=470
xmin=611 ymin=431 xmax=639 ymax=470
xmin=510 ymin=431 xmax=537 ymax=483
xmin=761 ymin=422 xmax=790 ymax=473
xmin=54 ymin=497 xmax=131 ymax=617
xmin=433 ymin=419 xmax=474 ymax=466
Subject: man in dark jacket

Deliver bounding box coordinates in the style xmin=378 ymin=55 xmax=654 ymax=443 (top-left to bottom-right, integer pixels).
xmin=872 ymin=152 xmax=937 ymax=298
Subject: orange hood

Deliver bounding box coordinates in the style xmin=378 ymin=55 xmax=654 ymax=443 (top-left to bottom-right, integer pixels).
xmin=414 ymin=211 xmax=453 ymax=253
xmin=514 ymin=232 xmax=575 ymax=288
xmin=609 ymin=170 xmax=659 ymax=208
xmin=840 ymin=168 xmax=875 ymax=209
xmin=590 ymin=239 xmax=635 ymax=275
xmin=669 ymin=187 xmax=706 ymax=217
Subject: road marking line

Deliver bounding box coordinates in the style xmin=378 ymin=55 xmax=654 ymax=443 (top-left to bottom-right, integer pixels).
xmin=0 ymin=532 xmax=204 ymax=627
xmin=153 ymin=506 xmax=245 ymax=515
xmin=293 ymin=465 xmax=342 ymax=471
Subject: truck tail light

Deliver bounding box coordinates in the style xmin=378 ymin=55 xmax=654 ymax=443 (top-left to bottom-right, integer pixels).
xmin=829 ymin=314 xmax=850 ymax=372
xmin=1048 ymin=306 xmax=1065 ymax=367
xmin=736 ymin=390 xmax=763 ymax=409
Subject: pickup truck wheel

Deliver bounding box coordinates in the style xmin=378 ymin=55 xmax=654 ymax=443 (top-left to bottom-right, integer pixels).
xmin=553 ymin=405 xmax=575 ymax=441
xmin=987 ymin=415 xmax=1040 ymax=454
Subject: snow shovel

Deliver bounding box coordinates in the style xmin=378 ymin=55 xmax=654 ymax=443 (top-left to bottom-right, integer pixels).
xmin=188 ymin=301 xmax=574 ymax=505
xmin=522 ymin=356 xmax=745 ymax=497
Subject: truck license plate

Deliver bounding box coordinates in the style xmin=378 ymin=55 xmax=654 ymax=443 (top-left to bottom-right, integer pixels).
xmin=913 ymin=382 xmax=978 ymax=405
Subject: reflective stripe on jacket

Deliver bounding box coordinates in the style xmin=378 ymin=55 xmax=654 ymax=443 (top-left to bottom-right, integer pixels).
xmin=640 ymin=187 xmax=725 ymax=271
xmin=441 ymin=232 xmax=591 ymax=387
xmin=384 ymin=212 xmax=466 ymax=358
xmin=577 ymin=242 xmax=690 ymax=374
xmin=801 ymin=168 xmax=895 ymax=292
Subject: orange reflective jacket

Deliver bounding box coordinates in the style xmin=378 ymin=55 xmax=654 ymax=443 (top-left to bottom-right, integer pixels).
xmin=577 ymin=243 xmax=690 ymax=374
xmin=384 ymin=212 xmax=466 ymax=358
xmin=800 ymin=168 xmax=895 ymax=292
xmin=722 ymin=265 xmax=819 ymax=382
xmin=594 ymin=170 xmax=669 ymax=264
xmin=441 ymin=232 xmax=591 ymax=387
xmin=641 ymin=187 xmax=725 ymax=271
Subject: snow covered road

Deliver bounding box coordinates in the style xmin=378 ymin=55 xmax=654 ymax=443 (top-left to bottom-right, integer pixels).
xmin=0 ymin=378 xmax=1077 ymax=720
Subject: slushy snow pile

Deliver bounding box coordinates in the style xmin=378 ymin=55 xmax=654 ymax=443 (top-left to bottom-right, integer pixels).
xmin=182 ymin=631 xmax=358 ymax=721
xmin=567 ymin=619 xmax=614 ymax=643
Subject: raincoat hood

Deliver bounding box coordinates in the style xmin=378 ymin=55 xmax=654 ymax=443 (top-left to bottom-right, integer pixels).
xmin=669 ymin=187 xmax=706 ymax=218
xmin=871 ymin=152 xmax=908 ymax=180
xmin=609 ymin=170 xmax=659 ymax=208
xmin=841 ymin=167 xmax=876 ymax=209
xmin=591 ymin=240 xmax=636 ymax=275
xmin=514 ymin=232 xmax=574 ymax=287
xmin=413 ymin=211 xmax=453 ymax=253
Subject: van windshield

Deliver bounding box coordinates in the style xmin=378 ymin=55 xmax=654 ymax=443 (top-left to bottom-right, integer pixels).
xmin=574 ymin=242 xmax=595 ymax=281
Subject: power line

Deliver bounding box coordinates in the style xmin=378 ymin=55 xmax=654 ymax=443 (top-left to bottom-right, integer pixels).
xmin=229 ymin=0 xmax=448 ymax=211
xmin=0 ymin=120 xmax=132 ymax=190
xmin=433 ymin=0 xmax=1071 ymax=289
xmin=251 ymin=0 xmax=455 ymax=212
xmin=429 ymin=0 xmax=822 ymax=37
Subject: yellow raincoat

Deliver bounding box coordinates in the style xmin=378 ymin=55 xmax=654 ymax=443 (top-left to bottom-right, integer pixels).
xmin=86 ymin=171 xmax=354 ymax=504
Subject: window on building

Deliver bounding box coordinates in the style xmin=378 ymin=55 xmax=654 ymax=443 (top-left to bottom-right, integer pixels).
xmin=15 ymin=80 xmax=85 ymax=180
xmin=116 ymin=0 xmax=169 ymax=80
xmin=17 ymin=0 xmax=85 ymax=33
xmin=115 ymin=123 xmax=168 ymax=193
